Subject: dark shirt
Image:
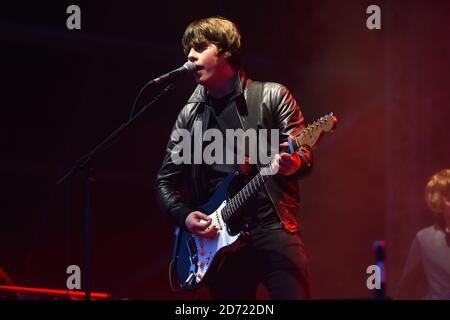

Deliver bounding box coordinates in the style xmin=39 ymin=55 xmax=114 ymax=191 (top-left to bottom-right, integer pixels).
xmin=201 ymin=76 xmax=278 ymax=228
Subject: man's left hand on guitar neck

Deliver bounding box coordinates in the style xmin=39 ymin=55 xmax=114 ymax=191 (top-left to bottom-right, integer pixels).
xmin=274 ymin=142 xmax=301 ymax=176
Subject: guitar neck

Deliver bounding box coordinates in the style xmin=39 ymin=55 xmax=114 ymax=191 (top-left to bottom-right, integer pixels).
xmin=219 ymin=112 xmax=337 ymax=224
xmin=221 ymin=161 xmax=276 ymax=223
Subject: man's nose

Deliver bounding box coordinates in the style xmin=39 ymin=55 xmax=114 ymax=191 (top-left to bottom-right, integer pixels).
xmin=187 ymin=48 xmax=197 ymax=62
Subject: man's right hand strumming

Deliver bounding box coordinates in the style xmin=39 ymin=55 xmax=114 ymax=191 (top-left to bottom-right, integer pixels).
xmin=185 ymin=211 xmax=219 ymax=239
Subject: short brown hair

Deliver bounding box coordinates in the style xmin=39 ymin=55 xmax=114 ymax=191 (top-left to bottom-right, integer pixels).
xmin=182 ymin=16 xmax=242 ymax=70
xmin=425 ymin=169 xmax=450 ymax=226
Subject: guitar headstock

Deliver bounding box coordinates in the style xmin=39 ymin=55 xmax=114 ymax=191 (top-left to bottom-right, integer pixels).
xmin=289 ymin=113 xmax=337 ymax=151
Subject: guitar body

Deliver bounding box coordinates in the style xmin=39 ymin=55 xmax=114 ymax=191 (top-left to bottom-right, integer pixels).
xmin=173 ymin=170 xmax=246 ymax=290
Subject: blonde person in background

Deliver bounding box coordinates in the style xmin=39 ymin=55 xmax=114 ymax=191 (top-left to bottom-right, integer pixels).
xmin=396 ymin=169 xmax=450 ymax=299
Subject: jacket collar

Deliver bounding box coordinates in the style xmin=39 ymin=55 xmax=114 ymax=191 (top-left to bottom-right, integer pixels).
xmin=186 ymin=69 xmax=250 ymax=104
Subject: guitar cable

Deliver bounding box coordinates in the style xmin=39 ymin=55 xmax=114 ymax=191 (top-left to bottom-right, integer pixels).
xmin=168 ymin=257 xmax=185 ymax=292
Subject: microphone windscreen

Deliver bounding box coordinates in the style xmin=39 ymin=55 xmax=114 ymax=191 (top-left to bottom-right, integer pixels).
xmin=183 ymin=61 xmax=197 ymax=72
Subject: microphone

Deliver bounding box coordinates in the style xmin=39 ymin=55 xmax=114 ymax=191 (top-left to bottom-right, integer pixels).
xmin=149 ymin=61 xmax=197 ymax=85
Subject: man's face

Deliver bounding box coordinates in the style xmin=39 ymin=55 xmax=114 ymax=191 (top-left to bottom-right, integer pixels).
xmin=187 ymin=42 xmax=233 ymax=88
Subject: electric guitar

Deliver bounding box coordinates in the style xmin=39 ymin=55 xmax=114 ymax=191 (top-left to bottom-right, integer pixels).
xmin=171 ymin=113 xmax=338 ymax=290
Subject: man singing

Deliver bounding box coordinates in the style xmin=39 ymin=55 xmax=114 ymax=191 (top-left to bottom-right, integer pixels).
xmin=155 ymin=16 xmax=312 ymax=299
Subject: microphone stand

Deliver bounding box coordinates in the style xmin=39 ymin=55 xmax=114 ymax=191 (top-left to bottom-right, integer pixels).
xmin=57 ymin=83 xmax=176 ymax=300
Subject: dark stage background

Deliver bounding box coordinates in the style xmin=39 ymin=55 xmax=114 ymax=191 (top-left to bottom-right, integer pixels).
xmin=1 ymin=0 xmax=449 ymax=299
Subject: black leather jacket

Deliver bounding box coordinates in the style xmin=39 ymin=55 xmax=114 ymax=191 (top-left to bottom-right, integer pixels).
xmin=154 ymin=71 xmax=312 ymax=233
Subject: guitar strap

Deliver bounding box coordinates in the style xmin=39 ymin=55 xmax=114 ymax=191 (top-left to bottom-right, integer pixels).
xmin=238 ymin=80 xmax=263 ymax=132
xmin=237 ymin=81 xmax=263 ymax=162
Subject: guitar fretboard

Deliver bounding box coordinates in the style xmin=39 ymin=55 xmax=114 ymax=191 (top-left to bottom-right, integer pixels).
xmin=220 ymin=161 xmax=276 ymax=222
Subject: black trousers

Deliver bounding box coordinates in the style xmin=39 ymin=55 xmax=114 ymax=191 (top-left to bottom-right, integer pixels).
xmin=208 ymin=223 xmax=310 ymax=300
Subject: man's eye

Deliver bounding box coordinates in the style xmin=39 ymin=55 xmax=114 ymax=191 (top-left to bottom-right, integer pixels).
xmin=194 ymin=44 xmax=208 ymax=52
